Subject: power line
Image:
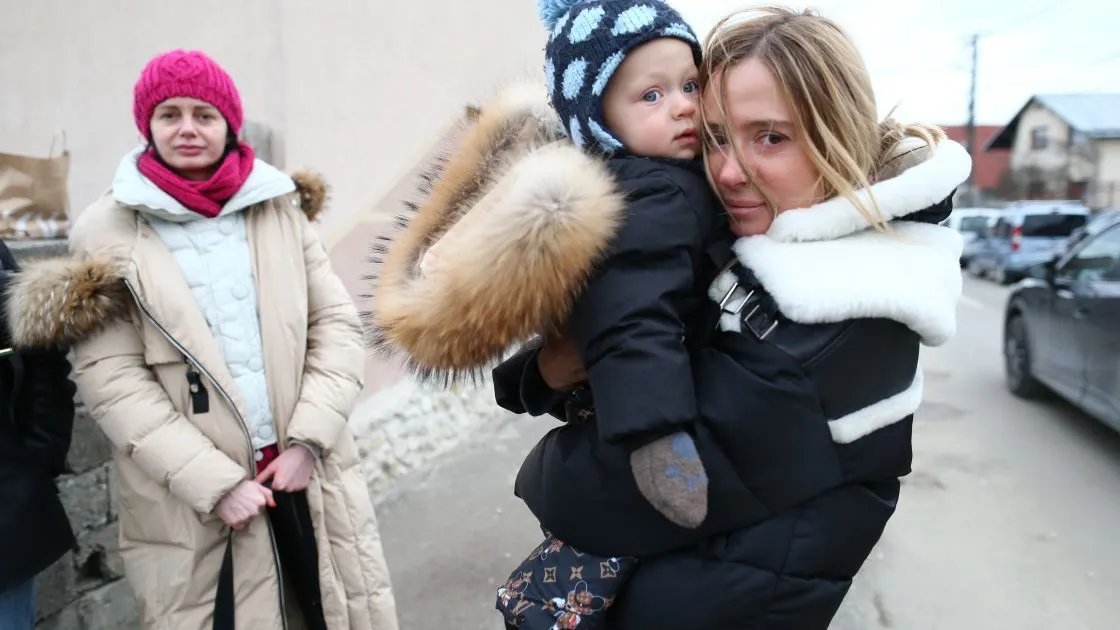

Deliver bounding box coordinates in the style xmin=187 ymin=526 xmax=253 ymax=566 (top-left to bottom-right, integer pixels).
xmin=980 ymin=47 xmax=1120 ymax=86
xmin=1085 ymin=49 xmax=1120 ymax=68
xmin=977 ymin=0 xmax=1063 ymax=37
xmin=962 ymin=0 xmax=1071 ymax=181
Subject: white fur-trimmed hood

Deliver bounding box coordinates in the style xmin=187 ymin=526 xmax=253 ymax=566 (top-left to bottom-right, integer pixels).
xmin=711 ymin=139 xmax=970 ymax=346
xmin=712 ymin=222 xmax=963 ymax=345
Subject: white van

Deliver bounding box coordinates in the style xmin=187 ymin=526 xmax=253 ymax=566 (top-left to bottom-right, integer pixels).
xmin=942 ymin=207 xmax=1001 ymax=266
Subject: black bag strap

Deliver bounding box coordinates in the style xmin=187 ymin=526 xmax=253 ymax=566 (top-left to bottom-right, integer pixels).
xmin=213 ymin=531 xmax=235 ymax=630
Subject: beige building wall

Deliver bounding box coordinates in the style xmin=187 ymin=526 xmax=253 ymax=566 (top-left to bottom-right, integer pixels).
xmin=1094 ymin=139 xmax=1120 ymax=185
xmin=1009 ymin=103 xmax=1071 ymax=174
xmin=1088 ymin=138 xmax=1120 ymax=209
xmin=2 ymin=0 xmax=547 ymax=395
xmin=0 ymin=0 xmax=544 ymax=242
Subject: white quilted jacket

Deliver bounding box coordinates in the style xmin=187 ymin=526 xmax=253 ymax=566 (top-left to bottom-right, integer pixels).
xmin=114 ymin=146 xmax=291 ymax=451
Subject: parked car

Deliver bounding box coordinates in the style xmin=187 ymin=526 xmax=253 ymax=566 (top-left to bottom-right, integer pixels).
xmin=1003 ymin=211 xmax=1120 ymax=432
xmin=945 ymin=208 xmax=1001 ymax=267
xmin=1054 ymin=208 xmax=1120 ymax=259
xmin=967 ymin=202 xmax=1090 ymax=284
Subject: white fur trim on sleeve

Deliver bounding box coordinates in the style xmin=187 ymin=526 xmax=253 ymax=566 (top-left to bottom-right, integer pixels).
xmin=828 ymin=367 xmax=924 ymax=444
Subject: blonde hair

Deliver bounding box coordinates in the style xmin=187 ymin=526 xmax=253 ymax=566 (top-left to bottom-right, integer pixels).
xmin=699 ymin=6 xmax=946 ymax=229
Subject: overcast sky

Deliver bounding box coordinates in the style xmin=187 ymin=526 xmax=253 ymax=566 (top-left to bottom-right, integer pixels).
xmin=670 ymin=0 xmax=1120 ymax=126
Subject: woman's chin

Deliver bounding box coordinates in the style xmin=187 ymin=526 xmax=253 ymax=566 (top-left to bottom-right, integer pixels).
xmin=727 ymin=206 xmax=773 ymax=237
xmin=163 ymin=156 xmax=222 ymax=180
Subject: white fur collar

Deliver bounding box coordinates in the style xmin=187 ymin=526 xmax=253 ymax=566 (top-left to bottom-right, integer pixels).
xmin=112 ymin=145 xmax=295 ymax=223
xmin=710 ymin=222 xmax=963 ymax=346
xmin=766 ymin=140 xmax=972 ymax=243
xmin=708 ymin=139 xmax=969 ymax=346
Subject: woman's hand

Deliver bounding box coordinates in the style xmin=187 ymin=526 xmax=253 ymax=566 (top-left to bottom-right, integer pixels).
xmin=255 ymin=445 xmax=316 ymax=492
xmin=537 ymin=332 xmax=587 ymax=390
xmin=215 ymin=480 xmax=274 ymax=530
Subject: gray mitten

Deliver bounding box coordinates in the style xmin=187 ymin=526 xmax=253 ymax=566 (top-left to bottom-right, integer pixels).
xmin=629 ymin=431 xmax=709 ymax=528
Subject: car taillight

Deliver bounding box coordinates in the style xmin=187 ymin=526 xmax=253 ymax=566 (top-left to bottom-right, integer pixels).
xmin=1011 ymin=226 xmax=1022 ymax=252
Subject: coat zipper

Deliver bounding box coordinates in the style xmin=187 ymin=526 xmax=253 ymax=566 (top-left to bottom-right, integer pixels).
xmin=122 ymin=280 xmax=289 ymax=629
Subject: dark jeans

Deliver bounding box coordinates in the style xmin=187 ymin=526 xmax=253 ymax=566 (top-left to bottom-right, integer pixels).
xmin=0 ymin=579 xmax=34 ymax=630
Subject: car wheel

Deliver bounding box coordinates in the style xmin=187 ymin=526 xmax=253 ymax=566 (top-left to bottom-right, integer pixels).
xmin=1005 ymin=315 xmax=1043 ymax=398
xmin=967 ymin=259 xmax=984 ymax=277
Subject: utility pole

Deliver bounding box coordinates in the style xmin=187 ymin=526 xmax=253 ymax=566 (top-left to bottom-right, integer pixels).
xmin=966 ymin=33 xmax=979 ymax=206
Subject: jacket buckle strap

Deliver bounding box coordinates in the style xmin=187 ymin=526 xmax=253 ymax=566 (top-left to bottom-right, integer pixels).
xmin=718 ymin=281 xmax=753 ymax=315
xmin=719 ymin=281 xmax=779 ymax=340
xmin=742 ymin=303 xmax=779 ymax=340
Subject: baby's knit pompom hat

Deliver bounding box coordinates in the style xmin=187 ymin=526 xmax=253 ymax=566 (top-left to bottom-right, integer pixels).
xmin=538 ymin=0 xmax=702 ymax=153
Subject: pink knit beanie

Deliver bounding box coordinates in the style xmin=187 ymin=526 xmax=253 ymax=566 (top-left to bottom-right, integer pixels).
xmin=133 ymin=49 xmax=243 ymax=137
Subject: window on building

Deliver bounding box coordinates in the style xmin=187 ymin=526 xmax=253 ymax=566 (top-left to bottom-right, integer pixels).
xmin=1030 ymin=126 xmax=1049 ymax=150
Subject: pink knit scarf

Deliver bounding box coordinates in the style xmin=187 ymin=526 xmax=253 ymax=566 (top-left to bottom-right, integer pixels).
xmin=137 ymin=142 xmax=256 ymax=218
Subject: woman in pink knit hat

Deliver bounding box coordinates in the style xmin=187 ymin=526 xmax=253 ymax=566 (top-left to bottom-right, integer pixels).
xmin=7 ymin=49 xmax=398 ymax=629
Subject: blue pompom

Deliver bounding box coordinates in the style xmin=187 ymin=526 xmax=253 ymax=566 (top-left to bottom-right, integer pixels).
xmin=538 ymin=0 xmax=581 ymax=30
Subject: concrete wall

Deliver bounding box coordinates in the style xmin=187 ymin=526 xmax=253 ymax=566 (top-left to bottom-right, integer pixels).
xmin=0 ymin=0 xmax=546 ymax=248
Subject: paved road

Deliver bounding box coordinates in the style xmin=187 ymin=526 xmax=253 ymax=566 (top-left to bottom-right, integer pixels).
xmin=376 ymin=275 xmax=1120 ymax=629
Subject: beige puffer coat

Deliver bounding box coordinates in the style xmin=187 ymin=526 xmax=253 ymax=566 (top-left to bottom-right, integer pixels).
xmin=7 ymin=170 xmax=397 ymax=630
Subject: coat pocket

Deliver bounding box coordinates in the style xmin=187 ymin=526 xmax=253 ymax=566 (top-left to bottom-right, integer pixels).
xmin=693 ymin=334 xmax=842 ymax=513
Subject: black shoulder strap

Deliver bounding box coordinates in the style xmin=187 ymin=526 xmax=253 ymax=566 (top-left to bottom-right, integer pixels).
xmin=728 ymin=263 xmax=782 ymax=340
xmin=687 ymin=260 xmax=737 ymax=352
xmin=693 ymin=260 xmax=783 ymax=351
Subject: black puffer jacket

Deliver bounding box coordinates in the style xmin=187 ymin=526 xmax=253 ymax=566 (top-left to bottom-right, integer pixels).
xmin=561 ymin=153 xmax=723 ymax=445
xmin=0 ymin=240 xmax=77 ymax=593
xmin=495 ymin=139 xmax=971 ymax=628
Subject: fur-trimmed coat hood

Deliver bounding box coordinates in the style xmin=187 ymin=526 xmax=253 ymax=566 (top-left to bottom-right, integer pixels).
xmin=365 ymin=83 xmax=625 ymax=382
xmin=6 ymin=168 xmax=329 ymax=349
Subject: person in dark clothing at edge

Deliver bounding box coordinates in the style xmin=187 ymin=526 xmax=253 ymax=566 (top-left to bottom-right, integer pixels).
xmin=0 ymin=239 xmax=77 ymax=629
xmin=489 ymin=5 xmax=970 ymax=629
